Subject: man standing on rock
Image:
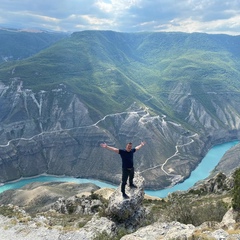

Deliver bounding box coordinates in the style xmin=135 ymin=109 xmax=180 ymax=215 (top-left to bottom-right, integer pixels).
xmin=100 ymin=141 xmax=145 ymax=199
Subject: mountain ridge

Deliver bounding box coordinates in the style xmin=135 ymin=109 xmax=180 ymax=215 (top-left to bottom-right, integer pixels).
xmin=0 ymin=28 xmax=67 ymax=64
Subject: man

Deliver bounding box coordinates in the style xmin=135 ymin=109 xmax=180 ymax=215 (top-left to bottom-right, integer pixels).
xmin=100 ymin=141 xmax=145 ymax=199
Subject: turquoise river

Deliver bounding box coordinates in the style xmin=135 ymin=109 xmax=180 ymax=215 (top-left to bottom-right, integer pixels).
xmin=0 ymin=140 xmax=239 ymax=198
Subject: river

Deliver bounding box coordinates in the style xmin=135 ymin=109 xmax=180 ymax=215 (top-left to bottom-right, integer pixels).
xmin=0 ymin=140 xmax=239 ymax=198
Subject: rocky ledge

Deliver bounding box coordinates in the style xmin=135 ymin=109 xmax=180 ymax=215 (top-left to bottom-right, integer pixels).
xmin=1 ymin=172 xmax=240 ymax=239
xmin=106 ymin=172 xmax=145 ymax=223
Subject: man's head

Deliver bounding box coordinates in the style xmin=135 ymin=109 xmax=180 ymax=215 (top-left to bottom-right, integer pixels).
xmin=126 ymin=142 xmax=132 ymax=152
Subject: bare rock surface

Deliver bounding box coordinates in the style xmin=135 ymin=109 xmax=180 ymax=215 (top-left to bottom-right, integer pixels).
xmin=106 ymin=172 xmax=145 ymax=223
xmin=121 ymin=221 xmax=196 ymax=240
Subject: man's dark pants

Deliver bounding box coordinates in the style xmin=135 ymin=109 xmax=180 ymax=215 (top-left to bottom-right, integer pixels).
xmin=121 ymin=168 xmax=134 ymax=194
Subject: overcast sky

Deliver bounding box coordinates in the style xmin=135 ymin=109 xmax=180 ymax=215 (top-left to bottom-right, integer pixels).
xmin=0 ymin=0 xmax=240 ymax=35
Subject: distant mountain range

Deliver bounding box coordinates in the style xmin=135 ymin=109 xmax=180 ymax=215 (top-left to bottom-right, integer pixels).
xmin=0 ymin=28 xmax=67 ymax=63
xmin=0 ymin=29 xmax=240 ymax=189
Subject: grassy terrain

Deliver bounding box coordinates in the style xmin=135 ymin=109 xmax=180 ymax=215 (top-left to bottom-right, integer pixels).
xmin=0 ymin=30 xmax=240 ymax=121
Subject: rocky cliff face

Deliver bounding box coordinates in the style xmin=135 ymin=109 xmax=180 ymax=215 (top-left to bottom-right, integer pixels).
xmin=213 ymin=143 xmax=240 ymax=176
xmin=0 ymin=78 xmax=240 ymax=189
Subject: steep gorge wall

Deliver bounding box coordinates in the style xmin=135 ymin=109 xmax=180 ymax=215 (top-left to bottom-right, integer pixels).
xmin=0 ymin=79 xmax=240 ymax=189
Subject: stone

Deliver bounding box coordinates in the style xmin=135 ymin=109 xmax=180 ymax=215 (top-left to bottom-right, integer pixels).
xmin=220 ymin=208 xmax=238 ymax=230
xmin=121 ymin=221 xmax=195 ymax=240
xmin=105 ymin=172 xmax=145 ymax=223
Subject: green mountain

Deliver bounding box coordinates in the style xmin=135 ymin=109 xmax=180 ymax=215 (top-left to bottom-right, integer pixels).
xmin=0 ymin=28 xmax=67 ymax=63
xmin=0 ymin=30 xmax=240 ymax=189
xmin=1 ymin=31 xmax=240 ymax=121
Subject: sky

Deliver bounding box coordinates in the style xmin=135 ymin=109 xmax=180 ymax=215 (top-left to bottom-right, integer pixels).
xmin=0 ymin=0 xmax=240 ymax=35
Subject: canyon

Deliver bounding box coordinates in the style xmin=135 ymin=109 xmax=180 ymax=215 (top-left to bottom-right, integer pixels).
xmin=0 ymin=30 xmax=240 ymax=189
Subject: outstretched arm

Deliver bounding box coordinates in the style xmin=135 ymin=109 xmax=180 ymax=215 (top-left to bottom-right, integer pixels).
xmin=100 ymin=143 xmax=119 ymax=153
xmin=135 ymin=141 xmax=146 ymax=151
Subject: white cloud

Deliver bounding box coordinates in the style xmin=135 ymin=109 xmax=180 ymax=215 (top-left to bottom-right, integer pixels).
xmin=95 ymin=0 xmax=141 ymax=13
xmin=81 ymin=15 xmax=115 ymax=26
xmin=0 ymin=0 xmax=240 ymax=35
xmin=152 ymin=15 xmax=240 ymax=36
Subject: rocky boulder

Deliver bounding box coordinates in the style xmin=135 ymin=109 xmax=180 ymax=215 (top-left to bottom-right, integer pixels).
xmin=106 ymin=172 xmax=146 ymax=226
xmin=220 ymin=208 xmax=239 ymax=230
xmin=53 ymin=173 xmax=147 ymax=238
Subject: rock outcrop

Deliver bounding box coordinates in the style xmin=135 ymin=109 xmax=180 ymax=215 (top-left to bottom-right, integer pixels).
xmin=50 ymin=173 xmax=147 ymax=238
xmin=2 ymin=175 xmax=240 ymax=239
xmin=106 ymin=172 xmax=145 ymax=221
xmin=2 ymin=204 xmax=240 ymax=240
xmin=50 ymin=173 xmax=146 ymax=231
xmin=189 ymin=172 xmax=234 ymax=194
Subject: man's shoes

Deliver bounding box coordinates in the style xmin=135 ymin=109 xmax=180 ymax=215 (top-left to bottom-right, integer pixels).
xmin=130 ymin=184 xmax=137 ymax=188
xmin=122 ymin=193 xmax=129 ymax=199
